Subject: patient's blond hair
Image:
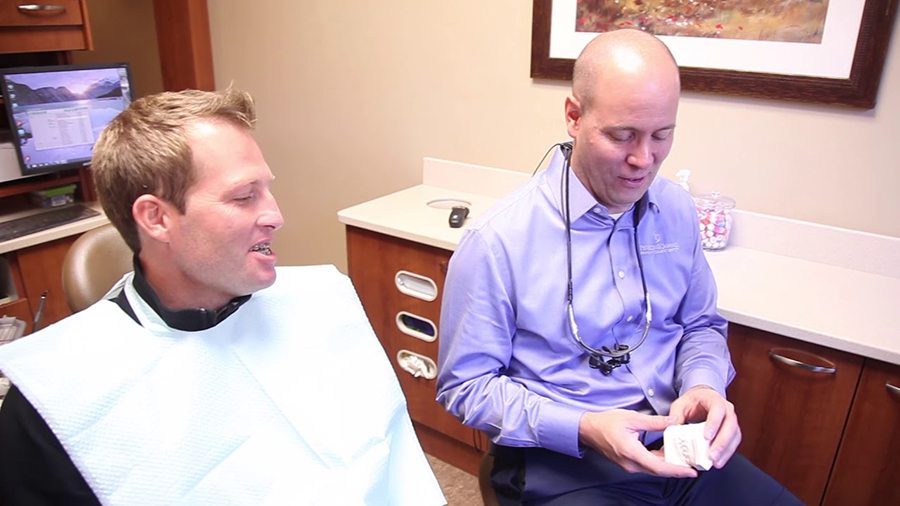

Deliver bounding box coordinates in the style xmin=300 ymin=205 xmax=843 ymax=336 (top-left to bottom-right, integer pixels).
xmin=92 ymin=88 xmax=256 ymax=252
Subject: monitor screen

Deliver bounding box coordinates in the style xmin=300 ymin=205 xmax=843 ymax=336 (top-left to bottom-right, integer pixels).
xmin=1 ymin=63 xmax=133 ymax=178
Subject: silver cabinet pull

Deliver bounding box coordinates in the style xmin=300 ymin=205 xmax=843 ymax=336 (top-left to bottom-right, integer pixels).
xmin=17 ymin=4 xmax=67 ymax=13
xmin=396 ymin=350 xmax=437 ymax=380
xmin=887 ymin=382 xmax=900 ymax=400
xmin=768 ymin=349 xmax=836 ymax=374
xmin=395 ymin=270 xmax=437 ymax=301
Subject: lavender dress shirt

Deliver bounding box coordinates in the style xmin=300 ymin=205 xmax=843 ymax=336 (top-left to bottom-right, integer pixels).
xmin=436 ymin=146 xmax=733 ymax=458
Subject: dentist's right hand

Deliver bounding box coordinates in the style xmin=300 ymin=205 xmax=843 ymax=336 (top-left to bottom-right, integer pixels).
xmin=578 ymin=409 xmax=698 ymax=478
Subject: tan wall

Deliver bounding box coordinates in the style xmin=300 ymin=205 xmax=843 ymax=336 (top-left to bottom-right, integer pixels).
xmin=207 ymin=1 xmax=900 ymax=272
xmin=71 ymin=0 xmax=164 ymax=98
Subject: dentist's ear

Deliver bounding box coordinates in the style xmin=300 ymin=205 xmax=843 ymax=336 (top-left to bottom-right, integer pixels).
xmin=565 ymin=96 xmax=583 ymax=139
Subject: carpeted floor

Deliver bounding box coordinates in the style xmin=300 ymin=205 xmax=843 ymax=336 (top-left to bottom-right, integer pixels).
xmin=427 ymin=454 xmax=484 ymax=505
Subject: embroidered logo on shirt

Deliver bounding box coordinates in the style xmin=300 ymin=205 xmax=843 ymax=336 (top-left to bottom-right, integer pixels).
xmin=639 ymin=237 xmax=680 ymax=255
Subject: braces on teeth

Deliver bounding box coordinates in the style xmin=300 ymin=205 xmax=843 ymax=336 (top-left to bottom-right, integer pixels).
xmin=251 ymin=243 xmax=272 ymax=255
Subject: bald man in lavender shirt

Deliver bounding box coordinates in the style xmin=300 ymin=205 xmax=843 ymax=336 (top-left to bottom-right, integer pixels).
xmin=436 ymin=29 xmax=801 ymax=506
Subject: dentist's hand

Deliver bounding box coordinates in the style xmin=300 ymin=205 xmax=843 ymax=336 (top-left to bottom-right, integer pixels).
xmin=668 ymin=385 xmax=741 ymax=469
xmin=578 ymin=409 xmax=697 ymax=478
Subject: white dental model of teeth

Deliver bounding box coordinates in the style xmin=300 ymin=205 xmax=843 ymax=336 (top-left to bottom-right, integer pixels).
xmin=663 ymin=421 xmax=713 ymax=471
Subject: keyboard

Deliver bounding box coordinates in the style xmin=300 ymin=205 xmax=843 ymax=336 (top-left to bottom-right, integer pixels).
xmin=0 ymin=204 xmax=100 ymax=242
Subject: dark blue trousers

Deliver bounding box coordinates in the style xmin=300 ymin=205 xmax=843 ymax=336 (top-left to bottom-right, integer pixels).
xmin=490 ymin=444 xmax=803 ymax=506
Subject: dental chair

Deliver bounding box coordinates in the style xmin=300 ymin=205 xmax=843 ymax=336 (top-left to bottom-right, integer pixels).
xmin=61 ymin=223 xmax=132 ymax=313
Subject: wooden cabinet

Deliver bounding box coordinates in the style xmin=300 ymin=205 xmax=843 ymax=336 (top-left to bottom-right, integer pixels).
xmin=822 ymin=359 xmax=900 ymax=506
xmin=1 ymin=235 xmax=76 ymax=331
xmin=0 ymin=254 xmax=34 ymax=334
xmin=16 ymin=235 xmax=77 ymax=327
xmin=727 ymin=323 xmax=864 ymax=504
xmin=346 ymin=225 xmax=488 ymax=474
xmin=0 ymin=0 xmax=92 ymax=54
xmin=345 ymin=225 xmax=900 ymax=497
xmin=729 ymin=323 xmax=900 ymax=506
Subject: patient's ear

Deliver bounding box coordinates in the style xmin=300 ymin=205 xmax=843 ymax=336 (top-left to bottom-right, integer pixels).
xmin=132 ymin=194 xmax=173 ymax=244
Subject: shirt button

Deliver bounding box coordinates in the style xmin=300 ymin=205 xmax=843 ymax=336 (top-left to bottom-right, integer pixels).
xmin=617 ymin=271 xmax=625 ymax=279
xmin=626 ymin=315 xmax=634 ymax=322
xmin=593 ymin=208 xmax=602 ymax=215
xmin=648 ymin=388 xmax=655 ymax=397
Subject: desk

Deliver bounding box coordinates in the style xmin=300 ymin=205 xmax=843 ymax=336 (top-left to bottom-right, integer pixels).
xmin=0 ymin=201 xmax=108 ymax=255
xmin=0 ymin=203 xmax=109 ymax=333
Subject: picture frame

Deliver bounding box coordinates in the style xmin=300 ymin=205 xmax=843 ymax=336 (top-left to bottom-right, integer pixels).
xmin=531 ymin=0 xmax=898 ymax=108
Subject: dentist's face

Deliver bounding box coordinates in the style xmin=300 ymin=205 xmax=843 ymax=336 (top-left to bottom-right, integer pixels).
xmin=565 ymin=80 xmax=678 ymax=213
xmin=565 ymin=33 xmax=681 ymax=213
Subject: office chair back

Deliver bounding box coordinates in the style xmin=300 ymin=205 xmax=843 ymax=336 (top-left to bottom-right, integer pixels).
xmin=61 ymin=223 xmax=133 ymax=313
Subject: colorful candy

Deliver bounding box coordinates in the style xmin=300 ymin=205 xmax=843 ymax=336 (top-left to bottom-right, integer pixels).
xmin=694 ymin=193 xmax=734 ymax=251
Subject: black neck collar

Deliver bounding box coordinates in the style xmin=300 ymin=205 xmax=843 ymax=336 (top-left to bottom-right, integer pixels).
xmin=130 ymin=257 xmax=251 ymax=332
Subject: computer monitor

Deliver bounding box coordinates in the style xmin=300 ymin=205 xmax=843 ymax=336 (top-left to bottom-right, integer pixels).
xmin=0 ymin=62 xmax=133 ymax=179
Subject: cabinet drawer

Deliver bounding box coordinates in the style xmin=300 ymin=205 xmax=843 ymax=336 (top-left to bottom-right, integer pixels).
xmin=822 ymin=359 xmax=900 ymax=506
xmin=0 ymin=0 xmax=91 ymax=53
xmin=345 ymin=226 xmax=477 ymax=445
xmin=393 ymin=351 xmax=480 ymax=447
xmin=727 ymin=323 xmax=863 ymax=506
xmin=0 ymin=1 xmax=84 ymax=26
xmin=346 ymin=225 xmax=449 ymax=341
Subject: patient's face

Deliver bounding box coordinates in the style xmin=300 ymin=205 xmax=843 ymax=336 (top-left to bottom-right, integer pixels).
xmin=164 ymin=119 xmax=284 ymax=309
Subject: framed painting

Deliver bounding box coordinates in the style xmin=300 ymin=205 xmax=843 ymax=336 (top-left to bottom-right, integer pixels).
xmin=531 ymin=0 xmax=899 ymax=108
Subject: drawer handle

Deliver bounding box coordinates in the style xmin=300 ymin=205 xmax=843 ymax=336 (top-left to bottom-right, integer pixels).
xmin=768 ymin=349 xmax=836 ymax=375
xmin=887 ymin=382 xmax=900 ymax=400
xmin=395 ymin=270 xmax=437 ymax=302
xmin=396 ymin=311 xmax=437 ymax=342
xmin=17 ymin=4 xmax=67 ymax=14
xmin=396 ymin=350 xmax=437 ymax=380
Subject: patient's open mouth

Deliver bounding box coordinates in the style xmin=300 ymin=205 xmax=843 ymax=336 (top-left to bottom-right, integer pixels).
xmin=250 ymin=242 xmax=273 ymax=255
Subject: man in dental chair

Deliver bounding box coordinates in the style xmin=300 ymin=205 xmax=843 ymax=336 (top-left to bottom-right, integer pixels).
xmin=0 ymin=88 xmax=444 ymax=506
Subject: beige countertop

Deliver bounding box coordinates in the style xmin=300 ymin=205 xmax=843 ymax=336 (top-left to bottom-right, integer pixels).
xmin=340 ymin=158 xmax=900 ymax=366
xmin=339 ymin=185 xmax=488 ymax=252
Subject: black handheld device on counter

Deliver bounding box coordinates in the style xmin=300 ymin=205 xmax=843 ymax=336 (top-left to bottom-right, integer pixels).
xmin=448 ymin=206 xmax=469 ymax=228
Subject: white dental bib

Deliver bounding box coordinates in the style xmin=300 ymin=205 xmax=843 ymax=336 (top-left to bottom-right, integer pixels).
xmin=0 ymin=265 xmax=443 ymax=505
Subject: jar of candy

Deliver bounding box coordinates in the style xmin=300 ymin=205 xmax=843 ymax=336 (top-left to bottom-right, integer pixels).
xmin=694 ymin=192 xmax=735 ymax=250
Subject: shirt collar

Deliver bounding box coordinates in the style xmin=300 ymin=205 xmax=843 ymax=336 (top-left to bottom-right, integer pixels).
xmin=130 ymin=257 xmax=251 ymax=332
xmin=545 ymin=144 xmax=661 ymax=223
